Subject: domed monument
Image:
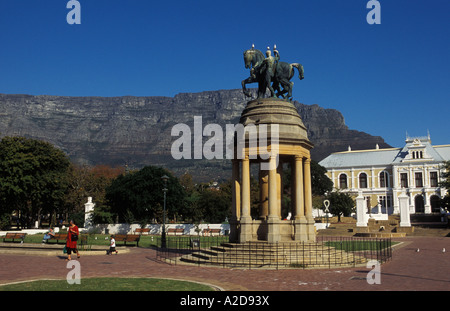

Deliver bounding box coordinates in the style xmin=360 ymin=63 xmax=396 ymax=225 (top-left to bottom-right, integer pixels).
xmin=229 ymin=45 xmax=315 ymax=243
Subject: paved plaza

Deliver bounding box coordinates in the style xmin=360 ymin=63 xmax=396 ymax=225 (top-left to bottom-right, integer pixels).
xmin=0 ymin=236 xmax=449 ymax=291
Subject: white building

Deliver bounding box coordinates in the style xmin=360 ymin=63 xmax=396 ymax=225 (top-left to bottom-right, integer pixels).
xmin=319 ymin=135 xmax=450 ymax=216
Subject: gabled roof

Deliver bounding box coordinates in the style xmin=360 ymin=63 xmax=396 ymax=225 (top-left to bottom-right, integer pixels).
xmin=319 ymin=148 xmax=400 ymax=168
xmin=392 ymin=138 xmax=444 ymax=164
xmin=434 ymin=145 xmax=450 ymax=161
xmin=319 ymin=137 xmax=450 ymax=169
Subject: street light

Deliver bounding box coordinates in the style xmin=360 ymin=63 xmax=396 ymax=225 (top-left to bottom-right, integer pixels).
xmin=161 ymin=175 xmax=169 ymax=248
xmin=323 ymin=199 xmax=330 ymax=228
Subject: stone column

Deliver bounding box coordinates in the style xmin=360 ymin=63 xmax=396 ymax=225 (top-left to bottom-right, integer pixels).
xmin=259 ymin=168 xmax=269 ymax=219
xmin=303 ymin=158 xmax=315 ymax=241
xmin=293 ymin=155 xmax=307 ymax=241
xmin=241 ymin=156 xmax=251 ymax=218
xmin=231 ymin=160 xmax=241 ymax=220
xmin=294 ymin=156 xmax=305 ymax=220
xmin=240 ymin=156 xmax=252 ymax=242
xmin=267 ymin=155 xmax=280 ymax=243
xmin=277 ymin=161 xmax=283 ymax=218
xmin=303 ymin=158 xmax=313 ymax=221
xmin=268 ymin=156 xmax=278 ymax=219
xmin=230 ymin=160 xmax=241 ymax=242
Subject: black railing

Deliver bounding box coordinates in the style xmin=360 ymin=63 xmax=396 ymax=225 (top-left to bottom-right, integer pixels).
xmin=154 ymin=235 xmax=392 ymax=269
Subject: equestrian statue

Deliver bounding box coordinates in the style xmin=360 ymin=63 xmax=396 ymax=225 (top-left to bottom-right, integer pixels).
xmin=241 ymin=44 xmax=304 ymax=100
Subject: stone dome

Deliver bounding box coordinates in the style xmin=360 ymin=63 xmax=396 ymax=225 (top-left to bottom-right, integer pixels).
xmin=239 ymin=98 xmax=313 ymax=148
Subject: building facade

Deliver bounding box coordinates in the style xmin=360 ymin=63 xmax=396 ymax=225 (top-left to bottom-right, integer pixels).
xmin=319 ymin=135 xmax=450 ymax=216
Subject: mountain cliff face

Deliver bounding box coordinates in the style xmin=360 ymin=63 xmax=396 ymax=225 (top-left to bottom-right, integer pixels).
xmin=0 ymin=90 xmax=390 ymax=181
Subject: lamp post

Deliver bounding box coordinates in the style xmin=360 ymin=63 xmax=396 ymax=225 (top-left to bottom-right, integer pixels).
xmin=323 ymin=199 xmax=330 ymax=228
xmin=161 ymin=175 xmax=169 ymax=248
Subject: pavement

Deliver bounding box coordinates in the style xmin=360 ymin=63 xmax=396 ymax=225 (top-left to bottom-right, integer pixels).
xmin=0 ymin=236 xmax=449 ymax=292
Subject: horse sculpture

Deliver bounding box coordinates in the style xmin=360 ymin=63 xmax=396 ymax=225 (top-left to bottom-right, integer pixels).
xmin=241 ymin=46 xmax=304 ymax=100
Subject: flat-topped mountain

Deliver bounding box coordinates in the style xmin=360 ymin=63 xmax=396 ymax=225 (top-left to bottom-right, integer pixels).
xmin=0 ymin=89 xmax=390 ymax=181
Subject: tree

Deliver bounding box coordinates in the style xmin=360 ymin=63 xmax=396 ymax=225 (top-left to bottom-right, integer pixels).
xmin=179 ymin=173 xmax=205 ymax=223
xmin=325 ymin=191 xmax=354 ymax=222
xmin=106 ymin=166 xmax=186 ymax=224
xmin=440 ymin=161 xmax=450 ymax=210
xmin=0 ymin=136 xmax=70 ymax=228
xmin=64 ymin=164 xmax=125 ymax=225
xmin=311 ymin=161 xmax=333 ymax=196
xmin=197 ymin=188 xmax=231 ymax=223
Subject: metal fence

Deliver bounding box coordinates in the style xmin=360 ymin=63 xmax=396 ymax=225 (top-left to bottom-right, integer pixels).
xmin=154 ymin=235 xmax=392 ymax=269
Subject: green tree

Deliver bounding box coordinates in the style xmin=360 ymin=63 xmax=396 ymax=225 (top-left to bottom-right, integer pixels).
xmin=311 ymin=160 xmax=333 ymax=196
xmin=440 ymin=161 xmax=450 ymax=210
xmin=106 ymin=166 xmax=186 ymax=224
xmin=278 ymin=161 xmax=333 ymax=216
xmin=178 ymin=173 xmax=202 ymax=222
xmin=0 ymin=136 xmax=70 ymax=228
xmin=197 ymin=188 xmax=231 ymax=223
xmin=64 ymin=164 xmax=124 ymax=225
xmin=325 ymin=191 xmax=354 ymax=222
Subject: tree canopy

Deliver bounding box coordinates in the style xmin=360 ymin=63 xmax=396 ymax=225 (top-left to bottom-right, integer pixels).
xmin=64 ymin=164 xmax=125 ymax=225
xmin=324 ymin=191 xmax=354 ymax=222
xmin=106 ymin=166 xmax=186 ymax=224
xmin=440 ymin=161 xmax=450 ymax=210
xmin=0 ymin=136 xmax=70 ymax=228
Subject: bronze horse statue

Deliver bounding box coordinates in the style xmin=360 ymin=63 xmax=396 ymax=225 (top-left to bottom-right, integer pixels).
xmin=241 ymin=47 xmax=304 ymax=100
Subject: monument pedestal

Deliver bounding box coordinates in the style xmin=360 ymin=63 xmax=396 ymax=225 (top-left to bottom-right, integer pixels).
xmin=293 ymin=217 xmax=308 ymax=241
xmin=399 ymin=193 xmax=411 ymax=227
xmin=306 ymin=217 xmax=316 ymax=242
xmin=267 ymin=216 xmax=281 ymax=243
xmin=239 ymin=215 xmax=253 ymax=243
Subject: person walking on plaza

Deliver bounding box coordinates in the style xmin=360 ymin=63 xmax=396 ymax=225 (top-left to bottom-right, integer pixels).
xmin=66 ymin=220 xmax=80 ymax=261
xmin=107 ymin=235 xmax=118 ymax=255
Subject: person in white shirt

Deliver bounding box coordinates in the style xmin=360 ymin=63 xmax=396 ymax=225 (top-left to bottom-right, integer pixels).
xmin=108 ymin=235 xmax=118 ymax=255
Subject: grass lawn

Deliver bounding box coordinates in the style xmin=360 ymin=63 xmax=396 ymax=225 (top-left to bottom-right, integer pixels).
xmin=0 ymin=277 xmax=215 ymax=291
xmin=22 ymin=233 xmax=229 ymax=249
xmin=324 ymin=240 xmax=398 ymax=251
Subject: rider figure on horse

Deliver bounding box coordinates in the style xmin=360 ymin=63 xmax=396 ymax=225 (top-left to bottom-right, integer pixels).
xmin=260 ymin=46 xmax=279 ymax=97
xmin=242 ymin=44 xmax=303 ymax=100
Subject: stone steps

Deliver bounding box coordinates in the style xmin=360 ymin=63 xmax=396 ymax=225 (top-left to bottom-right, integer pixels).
xmin=177 ymin=241 xmax=368 ymax=268
xmin=318 ymin=214 xmax=449 ymax=237
xmin=317 ymin=222 xmax=357 ymax=236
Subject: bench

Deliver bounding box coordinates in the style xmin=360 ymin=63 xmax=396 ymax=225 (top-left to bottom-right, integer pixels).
xmin=3 ymin=232 xmax=27 ymax=243
xmin=114 ymin=234 xmax=140 ymax=247
xmin=79 ymin=235 xmax=88 ymax=246
xmin=202 ymin=228 xmax=221 ymax=236
xmin=46 ymin=233 xmax=67 ymax=244
xmin=46 ymin=233 xmax=87 ymax=245
xmin=167 ymin=228 xmax=184 ymax=235
xmin=135 ymin=228 xmax=150 ymax=235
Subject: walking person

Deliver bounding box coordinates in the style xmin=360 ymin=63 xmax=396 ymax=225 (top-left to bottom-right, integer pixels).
xmin=107 ymin=235 xmax=118 ymax=255
xmin=66 ymin=220 xmax=80 ymax=261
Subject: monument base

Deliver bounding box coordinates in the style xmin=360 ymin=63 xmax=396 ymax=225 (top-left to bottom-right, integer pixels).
xmin=230 ymin=218 xmax=316 ymax=243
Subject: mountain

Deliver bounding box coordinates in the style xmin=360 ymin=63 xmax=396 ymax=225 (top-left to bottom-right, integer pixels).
xmin=0 ymin=89 xmax=390 ymax=181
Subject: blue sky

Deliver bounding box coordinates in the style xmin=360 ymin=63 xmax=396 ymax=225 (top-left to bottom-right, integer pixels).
xmin=0 ymin=0 xmax=449 ymax=148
